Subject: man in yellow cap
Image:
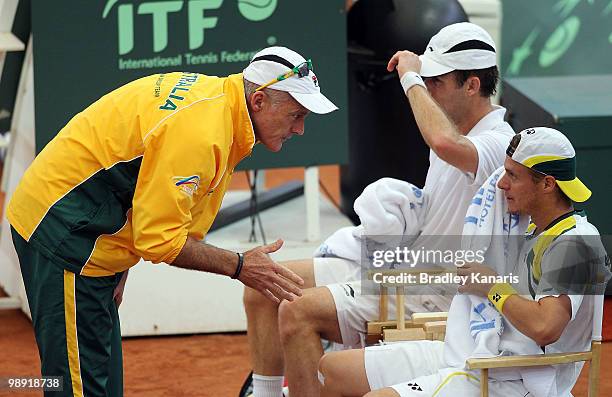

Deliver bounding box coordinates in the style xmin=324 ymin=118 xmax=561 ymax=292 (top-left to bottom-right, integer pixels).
xmin=318 ymin=127 xmax=609 ymax=397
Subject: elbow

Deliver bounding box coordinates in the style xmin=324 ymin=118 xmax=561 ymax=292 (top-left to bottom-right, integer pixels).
xmin=133 ymin=241 xmax=168 ymax=263
xmin=429 ymin=135 xmax=455 ymax=159
xmin=133 ymin=234 xmax=187 ymax=264
xmin=532 ymin=325 xmax=563 ymax=347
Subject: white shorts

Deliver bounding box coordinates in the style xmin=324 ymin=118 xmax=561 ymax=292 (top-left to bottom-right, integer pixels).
xmin=326 ymin=281 xmax=452 ymax=348
xmin=365 ymin=341 xmax=530 ymax=397
xmin=313 ymin=256 xmax=362 ymax=287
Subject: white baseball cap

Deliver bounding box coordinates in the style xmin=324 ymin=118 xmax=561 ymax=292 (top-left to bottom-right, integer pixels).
xmin=243 ymin=46 xmax=338 ymax=114
xmin=419 ymin=22 xmax=497 ymax=77
xmin=506 ymin=127 xmax=591 ymax=202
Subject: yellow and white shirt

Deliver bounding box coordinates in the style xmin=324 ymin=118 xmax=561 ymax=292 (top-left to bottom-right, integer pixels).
xmin=502 ymin=211 xmax=610 ymax=395
xmin=7 ymin=72 xmax=255 ymax=276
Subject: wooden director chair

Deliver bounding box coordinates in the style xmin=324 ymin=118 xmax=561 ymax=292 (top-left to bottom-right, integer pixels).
xmin=366 ymin=273 xmax=604 ymax=397
xmin=365 ymin=268 xmax=448 ymax=345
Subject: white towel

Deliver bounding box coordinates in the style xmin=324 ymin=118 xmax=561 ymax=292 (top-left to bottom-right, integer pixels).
xmin=460 ymin=166 xmax=527 ymax=357
xmin=314 ymin=178 xmax=427 ymax=262
xmin=457 ymin=166 xmax=556 ymax=397
xmin=462 ymin=167 xmax=526 ymax=274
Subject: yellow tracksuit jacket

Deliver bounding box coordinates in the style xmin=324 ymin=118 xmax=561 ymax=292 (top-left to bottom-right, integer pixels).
xmin=7 ymin=72 xmax=255 ymax=276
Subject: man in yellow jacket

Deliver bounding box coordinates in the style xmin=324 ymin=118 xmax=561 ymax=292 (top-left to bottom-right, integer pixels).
xmin=7 ymin=46 xmax=337 ymax=397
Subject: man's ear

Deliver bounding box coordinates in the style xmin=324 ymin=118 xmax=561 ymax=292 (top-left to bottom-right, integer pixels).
xmin=249 ymin=91 xmax=265 ymax=112
xmin=543 ymin=175 xmax=558 ymax=192
xmin=465 ymin=76 xmax=481 ymax=97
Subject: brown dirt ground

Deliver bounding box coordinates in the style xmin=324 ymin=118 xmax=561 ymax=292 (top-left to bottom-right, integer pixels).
xmin=0 ymin=307 xmax=251 ymax=397
xmin=2 ymin=301 xmax=612 ymax=396
xmin=3 ymin=165 xmax=612 ymax=396
xmin=0 ymin=167 xmax=337 ymax=397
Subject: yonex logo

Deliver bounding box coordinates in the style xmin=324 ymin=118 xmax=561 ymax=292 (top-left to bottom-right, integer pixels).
xmin=406 ymin=382 xmax=423 ymax=391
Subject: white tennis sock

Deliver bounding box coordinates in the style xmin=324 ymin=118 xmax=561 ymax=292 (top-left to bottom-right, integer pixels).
xmin=252 ymin=374 xmax=284 ymax=397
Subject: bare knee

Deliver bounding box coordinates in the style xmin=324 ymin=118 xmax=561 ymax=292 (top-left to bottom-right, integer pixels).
xmin=318 ymin=352 xmax=333 ymax=380
xmin=318 ymin=352 xmax=344 ymax=392
xmin=278 ymin=297 xmax=310 ymax=341
xmin=279 ymin=287 xmax=342 ymax=344
xmin=243 ymin=286 xmax=274 ymax=311
xmin=318 ymin=349 xmax=371 ymax=396
xmin=244 ymin=258 xmax=314 ymax=310
xmin=364 ymin=388 xmax=400 ymax=397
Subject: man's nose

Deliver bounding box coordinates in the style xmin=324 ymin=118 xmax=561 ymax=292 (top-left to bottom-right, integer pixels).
xmin=293 ymin=119 xmax=305 ymax=135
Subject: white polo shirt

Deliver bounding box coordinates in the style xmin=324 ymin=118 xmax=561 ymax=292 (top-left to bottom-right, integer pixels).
xmin=415 ymin=105 xmax=514 ymax=248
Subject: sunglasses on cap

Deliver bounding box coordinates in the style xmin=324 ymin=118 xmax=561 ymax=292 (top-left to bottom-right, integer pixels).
xmin=251 ymin=54 xmax=313 ymax=92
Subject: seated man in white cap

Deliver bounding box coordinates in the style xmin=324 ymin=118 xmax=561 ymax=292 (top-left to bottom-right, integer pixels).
xmin=7 ymin=46 xmax=337 ymax=397
xmin=318 ymin=127 xmax=610 ymax=397
xmin=244 ymin=23 xmax=516 ymax=397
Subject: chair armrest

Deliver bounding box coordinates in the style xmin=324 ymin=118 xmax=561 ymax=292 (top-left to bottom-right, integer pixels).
xmin=412 ymin=312 xmax=448 ymax=324
xmin=423 ymin=321 xmax=447 ymax=334
xmin=466 ymin=351 xmax=593 ymax=369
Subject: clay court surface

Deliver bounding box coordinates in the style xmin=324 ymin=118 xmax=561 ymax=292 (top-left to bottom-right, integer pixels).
xmin=2 ymin=166 xmax=612 ymax=396
xmin=2 ymin=302 xmax=612 ymax=396
xmin=0 ymin=167 xmax=333 ymax=396
xmin=0 ymin=305 xmax=251 ymax=396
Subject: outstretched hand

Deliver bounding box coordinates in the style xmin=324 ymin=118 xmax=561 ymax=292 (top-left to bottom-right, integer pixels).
xmin=239 ymin=239 xmax=305 ymax=303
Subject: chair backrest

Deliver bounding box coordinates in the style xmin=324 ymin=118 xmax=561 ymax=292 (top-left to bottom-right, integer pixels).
xmin=587 ymin=294 xmax=604 ymax=397
xmin=592 ymin=294 xmax=604 ymax=342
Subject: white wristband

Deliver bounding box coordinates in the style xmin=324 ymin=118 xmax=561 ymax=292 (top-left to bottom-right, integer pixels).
xmin=400 ymin=71 xmax=425 ymax=94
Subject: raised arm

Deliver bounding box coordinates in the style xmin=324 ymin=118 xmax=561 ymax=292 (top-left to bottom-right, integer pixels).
xmin=387 ymin=50 xmax=479 ymax=175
